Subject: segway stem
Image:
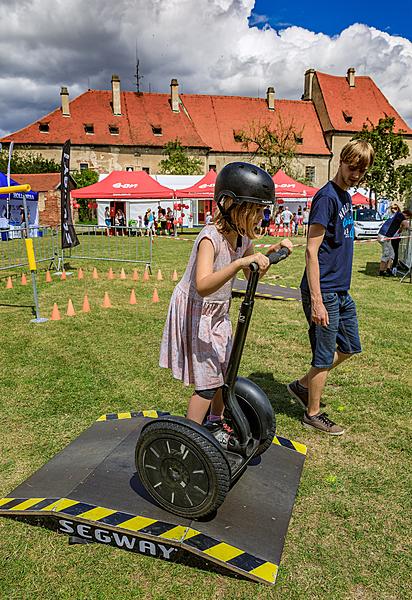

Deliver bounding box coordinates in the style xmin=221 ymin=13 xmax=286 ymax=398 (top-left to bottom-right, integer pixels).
xmin=224 ymin=247 xmax=290 ymax=451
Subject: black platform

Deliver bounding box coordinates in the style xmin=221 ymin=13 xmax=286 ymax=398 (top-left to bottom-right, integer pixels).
xmin=233 ymin=278 xmax=301 ymax=301
xmin=0 ymin=411 xmax=306 ymax=585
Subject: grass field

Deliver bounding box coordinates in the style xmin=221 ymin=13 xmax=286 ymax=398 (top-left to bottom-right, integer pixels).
xmin=0 ymin=234 xmax=411 ymax=600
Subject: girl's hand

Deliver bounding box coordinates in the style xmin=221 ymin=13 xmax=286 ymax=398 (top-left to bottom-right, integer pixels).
xmin=240 ymin=252 xmax=270 ymax=272
xmin=266 ymin=238 xmax=293 ymax=255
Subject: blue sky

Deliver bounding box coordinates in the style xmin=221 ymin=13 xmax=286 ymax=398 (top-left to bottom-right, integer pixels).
xmin=251 ymin=1 xmax=412 ymax=40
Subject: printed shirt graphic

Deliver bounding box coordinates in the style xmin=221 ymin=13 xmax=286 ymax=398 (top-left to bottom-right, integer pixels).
xmin=301 ymin=181 xmax=354 ymax=292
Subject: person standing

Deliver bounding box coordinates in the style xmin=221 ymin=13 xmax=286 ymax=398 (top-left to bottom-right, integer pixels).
xmin=377 ymin=203 xmax=412 ymax=276
xmin=302 ymin=206 xmax=310 ymax=237
xmin=281 ymin=206 xmax=293 ymax=236
xmin=287 ymin=140 xmax=375 ymax=435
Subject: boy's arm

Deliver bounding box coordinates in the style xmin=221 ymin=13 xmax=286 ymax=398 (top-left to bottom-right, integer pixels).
xmin=306 ymin=224 xmax=329 ymax=326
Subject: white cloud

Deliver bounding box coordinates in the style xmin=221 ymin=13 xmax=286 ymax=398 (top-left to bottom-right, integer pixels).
xmin=0 ymin=0 xmax=411 ymax=137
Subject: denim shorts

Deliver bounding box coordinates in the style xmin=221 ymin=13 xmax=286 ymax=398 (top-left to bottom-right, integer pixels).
xmin=301 ymin=291 xmax=361 ymax=369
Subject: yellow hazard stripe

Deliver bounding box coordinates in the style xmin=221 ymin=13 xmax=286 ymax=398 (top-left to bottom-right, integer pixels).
xmin=203 ymin=542 xmax=244 ymax=561
xmin=160 ymin=526 xmax=200 ymax=541
xmin=250 ymin=561 xmax=278 ymax=582
xmin=53 ymin=498 xmax=81 ymax=512
xmin=272 ymin=435 xmax=307 ymax=455
xmin=114 ymin=515 xmax=158 ymax=532
xmin=96 ymin=410 xmax=163 ymax=421
xmin=0 ymin=498 xmax=14 ymax=507
xmin=9 ymin=498 xmax=45 ymax=511
xmin=78 ymin=506 xmax=117 ymax=521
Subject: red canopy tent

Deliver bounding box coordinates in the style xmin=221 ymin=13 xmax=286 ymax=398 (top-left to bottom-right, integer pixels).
xmin=273 ymin=170 xmax=318 ymax=201
xmin=351 ymin=191 xmax=369 ymax=206
xmin=71 ymin=171 xmax=175 ymax=199
xmin=174 ymin=169 xmax=216 ymax=198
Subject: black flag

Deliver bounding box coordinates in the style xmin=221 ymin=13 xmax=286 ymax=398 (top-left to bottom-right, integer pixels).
xmin=61 ymin=139 xmax=79 ymax=249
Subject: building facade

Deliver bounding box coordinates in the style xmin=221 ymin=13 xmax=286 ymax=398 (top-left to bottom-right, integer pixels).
xmin=2 ymin=69 xmax=411 ymax=187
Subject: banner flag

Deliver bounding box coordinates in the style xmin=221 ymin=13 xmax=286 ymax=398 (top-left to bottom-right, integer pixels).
xmin=61 ymin=139 xmax=79 ymax=249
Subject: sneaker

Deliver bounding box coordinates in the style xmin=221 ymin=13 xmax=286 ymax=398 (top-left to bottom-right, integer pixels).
xmin=287 ymin=380 xmax=309 ymax=409
xmin=204 ymin=418 xmax=236 ymax=449
xmin=302 ymin=412 xmax=345 ymax=435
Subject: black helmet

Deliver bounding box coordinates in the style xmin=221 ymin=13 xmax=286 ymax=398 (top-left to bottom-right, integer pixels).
xmin=214 ymin=162 xmax=274 ymax=206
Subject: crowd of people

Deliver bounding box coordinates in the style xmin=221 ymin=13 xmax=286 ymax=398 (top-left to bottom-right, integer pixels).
xmin=260 ymin=205 xmax=310 ymax=237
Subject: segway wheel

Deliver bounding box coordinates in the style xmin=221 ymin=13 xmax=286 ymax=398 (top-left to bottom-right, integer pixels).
xmin=135 ymin=421 xmax=230 ymax=519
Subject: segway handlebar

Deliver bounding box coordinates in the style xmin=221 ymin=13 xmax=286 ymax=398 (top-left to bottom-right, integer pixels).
xmin=249 ymin=245 xmax=290 ymax=272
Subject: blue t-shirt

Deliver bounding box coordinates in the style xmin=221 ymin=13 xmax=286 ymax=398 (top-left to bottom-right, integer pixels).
xmin=301 ymin=181 xmax=354 ymax=293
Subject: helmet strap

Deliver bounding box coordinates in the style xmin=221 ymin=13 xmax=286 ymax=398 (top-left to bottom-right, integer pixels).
xmin=216 ymin=197 xmax=243 ymax=247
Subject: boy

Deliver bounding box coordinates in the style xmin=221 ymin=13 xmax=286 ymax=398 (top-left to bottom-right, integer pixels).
xmin=288 ymin=140 xmax=375 ymax=435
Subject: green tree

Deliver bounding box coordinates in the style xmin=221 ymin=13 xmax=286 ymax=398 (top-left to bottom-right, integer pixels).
xmin=235 ymin=116 xmax=303 ymax=177
xmin=397 ymin=164 xmax=412 ymax=207
xmin=158 ymin=140 xmax=203 ymax=175
xmin=0 ymin=146 xmax=60 ymax=173
xmin=353 ymin=116 xmax=410 ymax=203
xmin=71 ymin=168 xmax=99 ymax=222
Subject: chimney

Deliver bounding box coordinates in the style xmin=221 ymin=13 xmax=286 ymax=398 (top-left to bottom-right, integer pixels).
xmin=60 ymin=86 xmax=70 ymax=117
xmin=111 ymin=74 xmax=121 ymax=116
xmin=266 ymin=87 xmax=275 ymax=110
xmin=347 ymin=67 xmax=356 ymax=88
xmin=170 ymin=78 xmax=180 ymax=112
xmin=303 ymin=69 xmax=315 ymax=101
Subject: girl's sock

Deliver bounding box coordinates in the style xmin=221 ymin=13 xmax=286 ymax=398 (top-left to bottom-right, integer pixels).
xmin=206 ymin=414 xmax=222 ymax=423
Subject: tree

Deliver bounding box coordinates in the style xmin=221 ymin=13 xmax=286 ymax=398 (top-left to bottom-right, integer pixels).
xmin=235 ymin=116 xmax=303 ymax=177
xmin=158 ymin=140 xmax=203 ymax=175
xmin=397 ymin=164 xmax=412 ymax=207
xmin=353 ymin=117 xmax=410 ymax=203
xmin=0 ymin=146 xmax=60 ymax=173
xmin=71 ymin=169 xmax=99 ymax=222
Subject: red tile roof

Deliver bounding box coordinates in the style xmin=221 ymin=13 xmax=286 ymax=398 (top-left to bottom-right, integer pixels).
xmin=1 ymin=89 xmax=330 ymax=155
xmin=181 ymin=94 xmax=330 ymax=155
xmin=11 ymin=173 xmax=76 ymax=191
xmin=316 ymin=72 xmax=412 ymax=134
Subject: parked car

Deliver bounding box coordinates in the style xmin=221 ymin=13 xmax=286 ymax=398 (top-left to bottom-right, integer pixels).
xmin=353 ymin=208 xmax=382 ymax=239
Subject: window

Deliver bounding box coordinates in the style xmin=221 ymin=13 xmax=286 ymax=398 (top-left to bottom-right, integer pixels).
xmin=342 ymin=111 xmax=352 ymax=123
xmin=294 ymin=134 xmax=303 ymax=144
xmin=79 ymin=163 xmax=89 ymax=171
xmin=142 ymin=167 xmax=150 ymax=174
xmin=305 ymin=166 xmax=315 ymax=183
xmin=39 ymin=122 xmax=49 ymax=133
xmin=109 ymin=125 xmax=119 ymax=135
xmin=233 ymin=131 xmax=243 ymax=143
xmin=84 ymin=123 xmax=94 ymax=134
xmin=126 ymin=166 xmax=134 ymax=172
xmin=209 ymin=165 xmax=216 ymax=172
xmin=152 ymin=126 xmax=162 ymax=136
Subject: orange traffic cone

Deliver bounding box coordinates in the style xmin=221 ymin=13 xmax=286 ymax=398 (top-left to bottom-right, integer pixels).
xmin=107 ymin=268 xmax=115 ymax=280
xmin=157 ymin=269 xmax=163 ymax=281
xmin=61 ymin=270 xmax=67 ymax=281
xmin=45 ymin=270 xmax=52 ymax=283
xmin=143 ymin=269 xmax=150 ymax=282
xmin=66 ymin=299 xmax=76 ymax=317
xmin=129 ymin=288 xmax=137 ymax=305
xmin=152 ymin=288 xmax=159 ymax=303
xmin=132 ymin=269 xmax=139 ymax=281
xmin=6 ymin=276 xmax=13 ymax=289
xmin=50 ymin=303 xmax=61 ymax=321
xmin=120 ymin=268 xmax=126 ymax=280
xmin=92 ymin=267 xmax=99 ymax=280
xmin=102 ymin=292 xmax=112 ymax=308
xmin=172 ymin=270 xmax=178 ymax=281
xmin=78 ymin=268 xmax=84 ymax=280
xmin=82 ymin=294 xmax=91 ymax=313
xmin=21 ymin=273 xmax=27 ymax=286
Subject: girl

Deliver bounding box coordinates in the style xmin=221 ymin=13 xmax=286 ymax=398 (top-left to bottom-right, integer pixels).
xmin=159 ymin=162 xmax=292 ymax=431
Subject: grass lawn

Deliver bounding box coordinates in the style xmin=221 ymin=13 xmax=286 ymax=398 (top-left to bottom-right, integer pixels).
xmin=0 ymin=234 xmax=411 ymax=600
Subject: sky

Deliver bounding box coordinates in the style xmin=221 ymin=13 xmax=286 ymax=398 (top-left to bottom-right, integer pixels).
xmin=0 ymin=0 xmax=411 ymax=140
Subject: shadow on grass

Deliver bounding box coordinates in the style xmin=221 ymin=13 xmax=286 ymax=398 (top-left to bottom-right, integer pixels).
xmin=0 ymin=302 xmax=36 ymax=316
xmin=247 ymin=372 xmax=302 ymax=421
xmin=357 ymin=261 xmax=380 ymax=277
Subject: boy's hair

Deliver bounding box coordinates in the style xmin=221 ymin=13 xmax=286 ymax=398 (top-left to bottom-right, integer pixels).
xmin=340 ymin=140 xmax=375 ymax=170
xmin=214 ymin=197 xmax=262 ymax=239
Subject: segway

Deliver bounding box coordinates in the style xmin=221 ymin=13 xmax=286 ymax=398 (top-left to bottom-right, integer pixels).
xmin=135 ymin=246 xmax=290 ymax=519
